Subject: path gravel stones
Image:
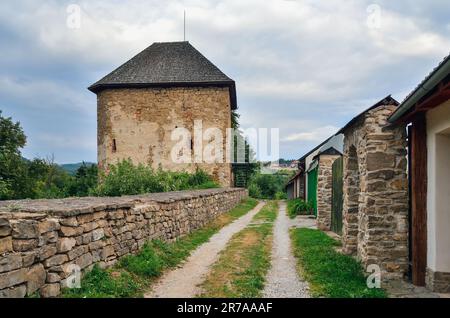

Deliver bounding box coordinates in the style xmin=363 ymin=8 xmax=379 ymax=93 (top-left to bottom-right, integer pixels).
xmin=145 ymin=201 xmax=266 ymax=298
xmin=262 ymin=201 xmax=310 ymax=298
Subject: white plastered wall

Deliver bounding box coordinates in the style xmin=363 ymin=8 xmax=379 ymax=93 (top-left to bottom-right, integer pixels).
xmin=426 ymin=99 xmax=450 ymax=272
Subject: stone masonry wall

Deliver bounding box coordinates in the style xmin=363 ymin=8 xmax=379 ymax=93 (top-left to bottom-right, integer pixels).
xmin=342 ymin=105 xmax=409 ymax=281
xmin=0 ymin=188 xmax=247 ymax=298
xmin=316 ymin=154 xmax=341 ymax=231
xmin=426 ymin=268 xmax=450 ymax=293
xmin=97 ymin=87 xmax=232 ymax=187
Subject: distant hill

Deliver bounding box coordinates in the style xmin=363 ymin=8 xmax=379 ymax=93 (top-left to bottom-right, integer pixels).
xmin=60 ymin=162 xmax=96 ymax=175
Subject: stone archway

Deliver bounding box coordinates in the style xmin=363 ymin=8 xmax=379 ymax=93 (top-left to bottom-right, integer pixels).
xmin=341 ymin=102 xmax=409 ymax=281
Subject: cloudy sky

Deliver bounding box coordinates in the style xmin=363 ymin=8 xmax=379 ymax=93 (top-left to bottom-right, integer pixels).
xmin=1 ymin=0 xmax=449 ymax=163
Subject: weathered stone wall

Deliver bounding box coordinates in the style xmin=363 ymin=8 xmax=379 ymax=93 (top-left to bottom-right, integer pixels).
xmin=97 ymin=87 xmax=232 ymax=187
xmin=316 ymin=154 xmax=341 ymax=231
xmin=342 ymin=105 xmax=409 ymax=281
xmin=426 ymin=268 xmax=450 ymax=293
xmin=0 ymin=188 xmax=247 ymax=298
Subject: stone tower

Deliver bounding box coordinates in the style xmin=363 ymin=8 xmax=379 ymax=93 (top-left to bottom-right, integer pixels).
xmin=89 ymin=42 xmax=237 ymax=186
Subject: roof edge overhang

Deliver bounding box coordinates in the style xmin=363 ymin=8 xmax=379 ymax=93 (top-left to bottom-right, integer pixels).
xmin=297 ymin=135 xmax=334 ymax=162
xmin=88 ymin=80 xmax=238 ymax=110
xmin=337 ymin=95 xmax=399 ymax=134
xmin=388 ymin=54 xmax=450 ymax=123
xmin=312 ymin=147 xmax=343 ymax=161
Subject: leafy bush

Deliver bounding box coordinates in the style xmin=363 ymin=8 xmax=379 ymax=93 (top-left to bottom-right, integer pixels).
xmin=247 ymin=172 xmax=291 ymax=199
xmin=287 ymin=198 xmax=314 ymax=218
xmin=91 ymin=159 xmax=219 ymax=197
xmin=248 ymin=183 xmax=262 ymax=198
xmin=275 ymin=191 xmax=287 ymax=200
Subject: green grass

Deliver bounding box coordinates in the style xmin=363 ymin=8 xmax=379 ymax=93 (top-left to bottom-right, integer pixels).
xmin=290 ymin=228 xmax=387 ymax=298
xmin=61 ymin=198 xmax=258 ymax=298
xmin=199 ymin=201 xmax=278 ymax=298
xmin=63 ymin=265 xmax=143 ymax=298
xmin=287 ymin=198 xmax=314 ymax=218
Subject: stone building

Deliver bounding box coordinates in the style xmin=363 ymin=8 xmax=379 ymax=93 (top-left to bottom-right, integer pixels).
xmin=290 ymin=134 xmax=343 ymax=219
xmin=315 ymin=147 xmax=342 ymax=231
xmin=89 ymin=42 xmax=237 ymax=186
xmin=338 ymin=96 xmax=409 ymax=281
xmin=389 ymin=54 xmax=450 ymax=292
xmin=285 ymin=169 xmax=304 ymax=200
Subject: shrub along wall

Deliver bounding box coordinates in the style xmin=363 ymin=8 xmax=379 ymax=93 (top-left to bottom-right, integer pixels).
xmin=0 ymin=188 xmax=247 ymax=298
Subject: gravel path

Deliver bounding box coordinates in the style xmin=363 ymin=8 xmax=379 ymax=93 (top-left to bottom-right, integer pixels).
xmin=263 ymin=201 xmax=310 ymax=298
xmin=145 ymin=201 xmax=266 ymax=298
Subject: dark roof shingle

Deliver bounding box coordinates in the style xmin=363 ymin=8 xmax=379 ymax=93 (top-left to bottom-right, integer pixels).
xmin=89 ymin=41 xmax=237 ymax=109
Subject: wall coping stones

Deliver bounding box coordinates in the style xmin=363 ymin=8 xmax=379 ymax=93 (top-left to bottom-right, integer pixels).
xmin=0 ymin=188 xmax=242 ymax=217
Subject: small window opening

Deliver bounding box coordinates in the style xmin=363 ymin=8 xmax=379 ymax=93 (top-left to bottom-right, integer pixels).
xmin=112 ymin=139 xmax=117 ymax=153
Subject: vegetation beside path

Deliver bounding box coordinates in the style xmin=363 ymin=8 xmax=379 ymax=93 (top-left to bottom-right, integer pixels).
xmin=290 ymin=228 xmax=387 ymax=298
xmin=198 ymin=201 xmax=278 ymax=298
xmin=62 ymin=198 xmax=258 ymax=298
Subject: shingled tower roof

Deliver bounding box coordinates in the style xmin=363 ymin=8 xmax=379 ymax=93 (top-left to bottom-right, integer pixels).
xmin=88 ymin=41 xmax=237 ymax=109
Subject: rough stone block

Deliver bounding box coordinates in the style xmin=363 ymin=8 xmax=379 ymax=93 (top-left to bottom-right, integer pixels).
xmin=0 ymin=284 xmax=27 ymax=298
xmin=76 ymin=253 xmax=93 ymax=269
xmin=0 ymin=222 xmax=11 ymax=237
xmin=0 ymin=255 xmax=22 ymax=273
xmin=26 ymin=264 xmax=46 ymax=295
xmin=43 ymin=254 xmax=68 ymax=268
xmin=22 ymin=252 xmax=37 ymax=267
xmin=56 ymin=238 xmax=76 ymax=253
xmin=0 ymin=236 xmax=13 ymax=254
xmin=67 ymin=246 xmax=86 ymax=261
xmin=11 ymin=220 xmax=39 ymax=239
xmin=60 ymin=217 xmax=78 ymax=227
xmin=0 ymin=268 xmax=27 ymax=290
xmin=39 ymin=283 xmax=60 ymax=298
xmin=39 ymin=245 xmax=57 ymax=261
xmin=13 ymin=239 xmax=38 ymax=252
xmin=366 ymin=152 xmax=395 ymax=171
xmin=46 ymin=272 xmax=61 ymax=283
xmin=38 ymin=219 xmax=60 ymax=234
xmin=82 ymin=221 xmax=99 ymax=233
xmin=92 ymin=228 xmax=105 ymax=241
xmin=60 ymin=226 xmax=83 ymax=237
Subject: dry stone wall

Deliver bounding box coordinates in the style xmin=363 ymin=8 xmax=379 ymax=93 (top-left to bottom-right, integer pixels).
xmin=316 ymin=154 xmax=341 ymax=231
xmin=0 ymin=188 xmax=247 ymax=298
xmin=342 ymin=104 xmax=409 ymax=281
xmin=426 ymin=269 xmax=450 ymax=293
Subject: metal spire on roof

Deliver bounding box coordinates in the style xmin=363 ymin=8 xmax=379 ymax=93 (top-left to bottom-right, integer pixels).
xmin=184 ymin=10 xmax=186 ymax=41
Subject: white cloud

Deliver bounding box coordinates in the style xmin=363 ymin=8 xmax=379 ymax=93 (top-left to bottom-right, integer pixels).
xmin=1 ymin=0 xmax=449 ymax=161
xmin=0 ymin=76 xmax=93 ymax=115
xmin=36 ymin=133 xmax=96 ymax=151
xmin=283 ymin=125 xmax=339 ymax=142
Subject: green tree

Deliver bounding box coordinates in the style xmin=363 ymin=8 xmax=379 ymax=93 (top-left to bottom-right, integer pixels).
xmin=29 ymin=156 xmax=73 ymax=199
xmin=66 ymin=162 xmax=98 ymax=197
xmin=0 ymin=110 xmax=28 ymax=199
xmin=247 ymin=172 xmax=292 ymax=199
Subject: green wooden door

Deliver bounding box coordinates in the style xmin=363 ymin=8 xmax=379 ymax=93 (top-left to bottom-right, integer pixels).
xmin=307 ymin=167 xmax=318 ymax=216
xmin=232 ymin=164 xmax=249 ymax=188
xmin=331 ymin=157 xmax=343 ymax=234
